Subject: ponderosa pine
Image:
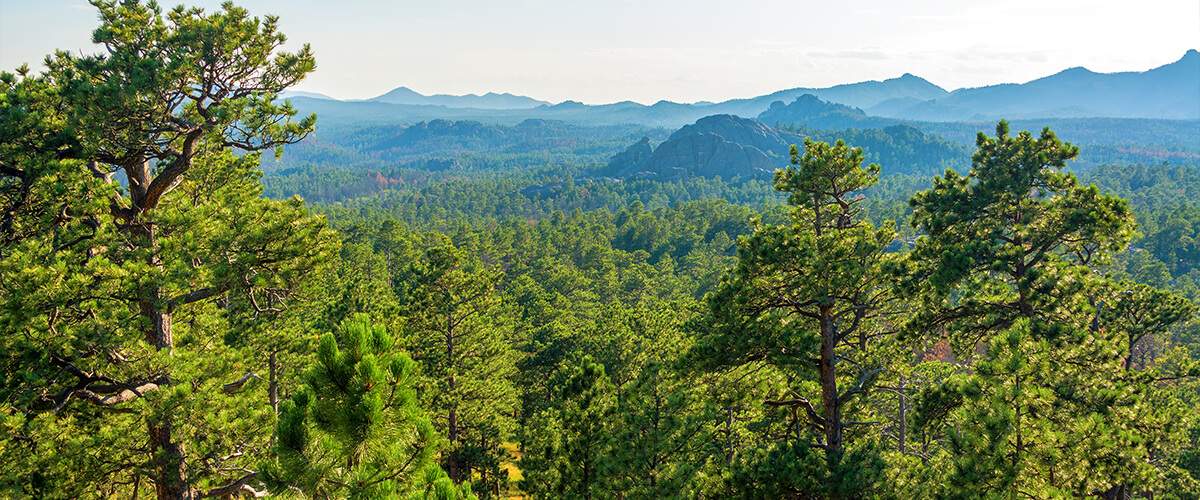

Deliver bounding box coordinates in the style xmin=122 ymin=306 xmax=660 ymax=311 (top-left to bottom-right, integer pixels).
xmin=905 ymin=121 xmax=1196 ymax=496
xmin=0 ymin=1 xmax=335 ymax=497
xmin=690 ymin=138 xmax=899 ymax=497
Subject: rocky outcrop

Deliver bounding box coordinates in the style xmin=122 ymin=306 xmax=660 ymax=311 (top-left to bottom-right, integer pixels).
xmin=645 ymin=132 xmax=779 ymax=179
xmin=603 ymin=137 xmax=654 ymax=177
xmin=669 ymin=114 xmax=790 ymax=154
xmin=602 ymin=115 xmax=792 ymax=179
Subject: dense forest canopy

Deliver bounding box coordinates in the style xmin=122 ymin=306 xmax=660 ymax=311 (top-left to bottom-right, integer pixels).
xmin=1 ymin=2 xmax=1198 ymax=499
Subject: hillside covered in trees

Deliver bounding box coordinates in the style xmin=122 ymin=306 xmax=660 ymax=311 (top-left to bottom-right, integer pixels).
xmin=2 ymin=2 xmax=1199 ymax=499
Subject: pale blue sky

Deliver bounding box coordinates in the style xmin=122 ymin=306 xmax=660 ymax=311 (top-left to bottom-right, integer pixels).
xmin=1 ymin=0 xmax=1197 ymax=104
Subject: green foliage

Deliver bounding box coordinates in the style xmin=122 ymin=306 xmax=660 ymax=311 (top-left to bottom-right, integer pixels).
xmin=521 ymin=357 xmax=617 ymax=499
xmin=714 ymin=440 xmax=886 ymax=499
xmin=398 ymin=241 xmax=520 ymax=495
xmin=3 ymin=3 xmax=1200 ymax=498
xmin=688 ymin=138 xmax=899 ymax=497
xmin=264 ymin=315 xmax=473 ymax=499
xmin=0 ymin=1 xmax=336 ymax=496
xmin=906 ymin=121 xmax=1197 ymax=496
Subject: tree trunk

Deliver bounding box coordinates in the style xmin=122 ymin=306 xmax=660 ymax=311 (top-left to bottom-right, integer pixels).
xmin=269 ymin=349 xmax=280 ymax=414
xmin=724 ymin=405 xmax=734 ymax=465
xmin=818 ymin=304 xmax=842 ymax=457
xmin=1103 ymin=350 xmax=1138 ymax=498
xmin=1101 ymin=484 xmax=1130 ymax=500
xmin=582 ymin=439 xmax=593 ymax=500
xmin=149 ymin=419 xmax=191 ymax=499
xmin=445 ymin=316 xmax=462 ymax=482
xmin=478 ymin=437 xmax=490 ymax=496
xmin=140 ymin=299 xmax=174 ymax=349
xmin=447 ymin=406 xmax=460 ymax=481
xmin=124 ymin=182 xmax=189 ymax=499
xmin=144 ymin=298 xmax=187 ymax=500
xmin=898 ymin=376 xmax=907 ymax=454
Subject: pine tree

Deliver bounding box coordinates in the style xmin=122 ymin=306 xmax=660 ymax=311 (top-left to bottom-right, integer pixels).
xmin=689 ymin=138 xmax=898 ymax=497
xmin=399 ymin=242 xmax=520 ymax=495
xmin=600 ymin=300 xmax=715 ymax=498
xmin=607 ymin=358 xmax=713 ymax=497
xmin=263 ymin=314 xmax=474 ymax=499
xmin=0 ymin=2 xmax=336 ymax=496
xmin=520 ymin=357 xmax=616 ymax=500
xmin=904 ymin=121 xmax=1194 ymax=495
xmin=1094 ymin=280 xmax=1199 ymax=496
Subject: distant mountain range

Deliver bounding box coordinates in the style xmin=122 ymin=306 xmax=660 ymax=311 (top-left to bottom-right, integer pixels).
xmin=265 ymin=117 xmax=662 ymax=174
xmin=700 ymin=73 xmax=949 ymax=117
xmin=282 ymin=50 xmax=1198 ymax=127
xmin=270 ymin=52 xmax=1199 ymax=181
xmin=281 ymin=73 xmax=951 ymax=128
xmin=870 ymin=49 xmax=1200 ymax=121
xmin=279 ymin=90 xmax=336 ymax=100
xmin=368 ymin=87 xmax=550 ymax=109
xmin=351 ymin=118 xmax=650 ymax=156
xmin=274 ymin=93 xmax=1198 ymax=182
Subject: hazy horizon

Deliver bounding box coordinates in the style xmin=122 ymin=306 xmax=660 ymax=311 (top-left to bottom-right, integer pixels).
xmin=2 ymin=0 xmax=1197 ymax=105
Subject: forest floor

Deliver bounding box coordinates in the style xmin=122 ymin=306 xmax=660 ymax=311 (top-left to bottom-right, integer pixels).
xmin=502 ymin=442 xmax=526 ymax=499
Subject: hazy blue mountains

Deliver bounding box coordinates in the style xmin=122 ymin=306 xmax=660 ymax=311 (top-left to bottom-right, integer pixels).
xmin=703 ymin=73 xmax=948 ymax=118
xmin=271 ymin=52 xmax=1199 ymax=179
xmin=281 ymin=51 xmax=1198 ymax=129
xmin=870 ymin=50 xmax=1200 ymax=121
xmin=264 ymin=118 xmax=662 ymax=174
xmin=754 ymin=94 xmax=1200 ymax=168
xmin=282 ymin=73 xmax=953 ymax=128
xmin=369 ymin=86 xmax=551 ymax=109
xmin=279 ymin=90 xmax=336 ymax=100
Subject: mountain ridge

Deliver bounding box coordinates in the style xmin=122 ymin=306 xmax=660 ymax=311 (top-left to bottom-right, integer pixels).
xmin=871 ymin=50 xmax=1200 ymax=121
xmin=286 ymin=50 xmax=1199 ymax=127
xmin=370 ymin=86 xmax=551 ymax=110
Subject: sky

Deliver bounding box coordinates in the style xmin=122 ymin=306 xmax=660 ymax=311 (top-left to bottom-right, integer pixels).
xmin=1 ymin=0 xmax=1197 ymax=104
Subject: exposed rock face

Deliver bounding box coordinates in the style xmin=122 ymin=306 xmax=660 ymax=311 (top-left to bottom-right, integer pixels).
xmin=668 ymin=114 xmax=789 ymax=154
xmin=602 ymin=115 xmax=792 ymax=179
xmin=646 ymin=132 xmax=779 ymax=179
xmin=604 ymin=137 xmax=654 ymax=177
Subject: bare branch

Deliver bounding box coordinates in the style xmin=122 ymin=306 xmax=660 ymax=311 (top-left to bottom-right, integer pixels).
xmin=222 ymin=372 xmax=262 ymax=395
xmin=764 ymin=396 xmax=827 ymax=427
xmin=201 ymin=473 xmax=265 ymax=498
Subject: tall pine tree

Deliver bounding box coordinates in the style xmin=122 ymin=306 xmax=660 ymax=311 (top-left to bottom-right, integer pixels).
xmin=399 ymin=241 xmax=520 ymax=495
xmin=904 ymin=121 xmax=1194 ymax=496
xmin=690 ymin=139 xmax=898 ymax=497
xmin=0 ymin=2 xmax=336 ymax=496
